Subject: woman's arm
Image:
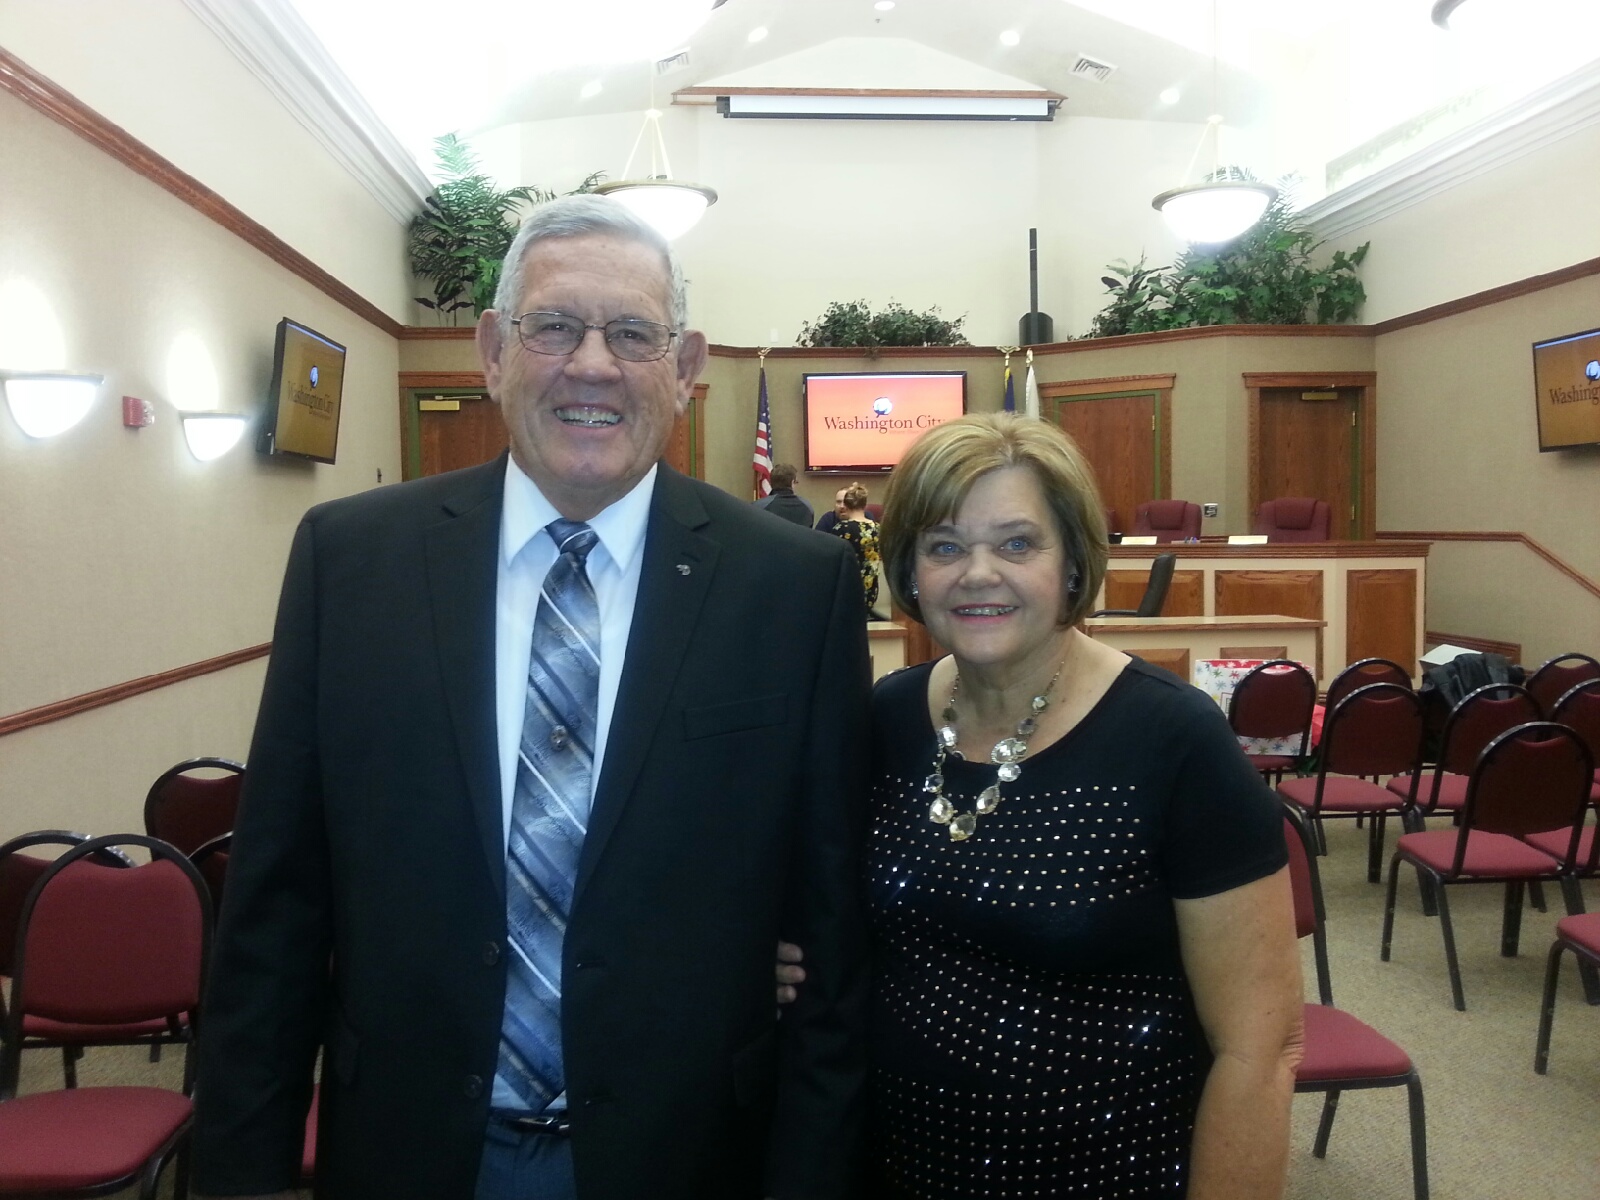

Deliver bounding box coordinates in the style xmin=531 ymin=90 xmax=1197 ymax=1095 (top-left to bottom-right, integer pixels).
xmin=1175 ymin=866 xmax=1304 ymax=1200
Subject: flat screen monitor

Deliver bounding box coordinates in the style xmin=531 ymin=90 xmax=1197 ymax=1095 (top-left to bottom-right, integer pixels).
xmin=257 ymin=318 xmax=347 ymax=464
xmin=803 ymin=372 xmax=966 ymax=472
xmin=1532 ymin=325 xmax=1600 ymax=452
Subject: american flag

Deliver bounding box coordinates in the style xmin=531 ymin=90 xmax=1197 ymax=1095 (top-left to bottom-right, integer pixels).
xmin=752 ymin=364 xmax=773 ymax=498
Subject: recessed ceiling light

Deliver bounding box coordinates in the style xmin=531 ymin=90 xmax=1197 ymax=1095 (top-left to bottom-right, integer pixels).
xmin=999 ymin=29 xmax=1021 ymax=46
xmin=1159 ymin=87 xmax=1181 ymax=105
xmin=874 ymin=1 xmax=895 ymax=10
xmin=747 ymin=25 xmax=768 ymax=42
xmin=580 ymin=79 xmax=603 ymax=100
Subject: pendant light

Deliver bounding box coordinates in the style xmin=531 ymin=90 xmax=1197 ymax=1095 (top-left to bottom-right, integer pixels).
xmin=1151 ymin=0 xmax=1275 ymax=244
xmin=595 ymin=65 xmax=717 ymax=240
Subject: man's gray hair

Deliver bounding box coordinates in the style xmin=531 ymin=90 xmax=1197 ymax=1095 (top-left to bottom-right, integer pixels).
xmin=492 ymin=194 xmax=689 ymax=340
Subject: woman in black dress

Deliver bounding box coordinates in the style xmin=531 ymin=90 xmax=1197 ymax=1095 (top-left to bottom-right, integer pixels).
xmin=783 ymin=413 xmax=1302 ymax=1198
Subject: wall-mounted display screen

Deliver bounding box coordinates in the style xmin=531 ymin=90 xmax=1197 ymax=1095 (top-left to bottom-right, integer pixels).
xmin=257 ymin=318 xmax=347 ymax=464
xmin=803 ymin=372 xmax=966 ymax=472
xmin=1532 ymin=326 xmax=1600 ymax=452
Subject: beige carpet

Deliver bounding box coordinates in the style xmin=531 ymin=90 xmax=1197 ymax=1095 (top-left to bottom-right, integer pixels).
xmin=15 ymin=817 xmax=1600 ymax=1199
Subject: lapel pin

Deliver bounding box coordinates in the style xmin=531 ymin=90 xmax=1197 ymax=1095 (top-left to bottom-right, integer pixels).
xmin=676 ymin=563 xmax=692 ymax=576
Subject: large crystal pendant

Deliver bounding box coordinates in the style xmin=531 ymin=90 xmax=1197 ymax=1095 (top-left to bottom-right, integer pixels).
xmin=991 ymin=738 xmax=1027 ymax=764
xmin=923 ymin=773 xmax=944 ymax=793
xmin=949 ymin=812 xmax=977 ymax=841
xmin=1031 ymin=694 xmax=1051 ymax=713
xmin=928 ymin=796 xmax=954 ymax=824
xmin=938 ymin=725 xmax=958 ymax=748
xmin=975 ymin=785 xmax=1001 ymax=815
xmin=997 ymin=763 xmax=1021 ymax=783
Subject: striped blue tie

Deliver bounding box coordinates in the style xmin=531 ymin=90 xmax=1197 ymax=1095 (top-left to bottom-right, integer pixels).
xmin=495 ymin=518 xmax=600 ymax=1112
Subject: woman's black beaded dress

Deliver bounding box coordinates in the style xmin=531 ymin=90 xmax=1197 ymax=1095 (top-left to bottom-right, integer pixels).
xmin=866 ymin=659 xmax=1285 ymax=1199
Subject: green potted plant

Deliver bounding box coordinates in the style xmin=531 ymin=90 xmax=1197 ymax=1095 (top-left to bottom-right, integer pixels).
xmin=797 ymin=299 xmax=970 ymax=349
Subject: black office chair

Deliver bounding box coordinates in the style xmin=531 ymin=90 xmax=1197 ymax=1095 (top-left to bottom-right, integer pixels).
xmin=1092 ymin=552 xmax=1176 ymax=618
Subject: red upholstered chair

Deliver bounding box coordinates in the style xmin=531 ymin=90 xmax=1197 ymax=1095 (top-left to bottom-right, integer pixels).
xmin=188 ymin=832 xmax=232 ymax=921
xmin=1389 ymin=683 xmax=1541 ymax=827
xmin=0 ymin=833 xmax=135 ymax=1087
xmin=1525 ymin=652 xmax=1600 ymax=718
xmin=1284 ymin=805 xmax=1429 ymax=1200
xmin=1324 ymin=658 xmax=1412 ymax=714
xmin=1228 ymin=659 xmax=1318 ymax=786
xmin=1131 ymin=499 xmax=1201 ymax=543
xmin=1381 ymin=722 xmax=1595 ymax=1010
xmin=1279 ymin=683 xmax=1425 ymax=880
xmin=142 ymin=757 xmax=244 ymax=857
xmin=1253 ymin=497 xmax=1333 ymax=543
xmin=1103 ymin=507 xmax=1121 ymax=536
xmin=1549 ymin=678 xmax=1600 ymax=791
xmin=0 ymin=834 xmax=211 ymax=1199
xmin=1535 ymin=911 xmax=1600 ymax=1074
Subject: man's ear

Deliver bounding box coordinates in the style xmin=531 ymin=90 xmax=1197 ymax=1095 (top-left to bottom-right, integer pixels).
xmin=476 ymin=309 xmax=507 ymax=394
xmin=674 ymin=329 xmax=709 ymax=413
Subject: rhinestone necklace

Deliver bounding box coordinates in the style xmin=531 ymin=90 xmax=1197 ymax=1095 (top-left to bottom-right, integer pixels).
xmin=924 ymin=661 xmax=1065 ymax=842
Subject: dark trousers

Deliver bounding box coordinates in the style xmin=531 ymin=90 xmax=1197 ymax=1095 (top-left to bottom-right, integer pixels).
xmin=474 ymin=1122 xmax=577 ymax=1200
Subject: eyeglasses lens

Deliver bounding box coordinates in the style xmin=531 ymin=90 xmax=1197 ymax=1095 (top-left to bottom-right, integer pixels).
xmin=516 ymin=313 xmax=674 ymax=362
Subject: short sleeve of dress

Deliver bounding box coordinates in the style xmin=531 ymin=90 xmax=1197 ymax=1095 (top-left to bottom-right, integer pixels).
xmin=1155 ymin=680 xmax=1289 ymax=900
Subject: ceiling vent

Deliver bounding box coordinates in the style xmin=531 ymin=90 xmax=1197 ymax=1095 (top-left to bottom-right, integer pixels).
xmin=1070 ymin=55 xmax=1117 ymax=84
xmin=656 ymin=50 xmax=692 ymax=75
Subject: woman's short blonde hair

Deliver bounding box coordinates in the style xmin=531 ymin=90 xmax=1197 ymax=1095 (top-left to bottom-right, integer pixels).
xmin=881 ymin=413 xmax=1109 ymax=627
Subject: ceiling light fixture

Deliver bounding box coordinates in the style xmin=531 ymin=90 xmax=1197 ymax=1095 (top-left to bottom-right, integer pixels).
xmin=1150 ymin=1 xmax=1274 ymax=244
xmin=1 ymin=370 xmax=103 ymax=439
xmin=874 ymin=1 xmax=896 ymax=10
xmin=1159 ymin=86 xmax=1181 ymax=105
xmin=999 ymin=30 xmax=1021 ymax=47
xmin=1430 ymin=0 xmax=1467 ymax=27
xmin=180 ymin=412 xmax=250 ymax=462
xmin=580 ymin=79 xmax=603 ymax=100
xmin=595 ymin=65 xmax=718 ymax=240
xmin=747 ymin=26 xmax=768 ymax=43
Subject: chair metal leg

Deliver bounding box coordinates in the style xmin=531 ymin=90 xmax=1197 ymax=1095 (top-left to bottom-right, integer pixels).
xmin=1312 ymin=1089 xmax=1341 ymax=1158
xmin=1528 ymin=880 xmax=1548 ymax=913
xmin=1435 ymin=883 xmax=1468 ymax=1011
xmin=1535 ymin=940 xmax=1568 ymax=1074
xmin=1405 ymin=1072 xmax=1431 ymax=1200
xmin=1382 ymin=854 xmax=1404 ymax=961
xmin=62 ymin=1045 xmax=77 ymax=1089
xmin=1314 ymin=816 xmax=1329 ymax=856
xmin=1416 ymin=865 xmax=1439 ymax=917
xmin=1367 ymin=812 xmax=1387 ymax=883
xmin=1558 ymin=877 xmax=1600 ymax=1005
xmin=1501 ymin=882 xmax=1525 ymax=957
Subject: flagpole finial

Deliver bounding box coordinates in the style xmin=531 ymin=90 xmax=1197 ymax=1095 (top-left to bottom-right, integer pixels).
xmin=758 ymin=346 xmax=770 ymax=361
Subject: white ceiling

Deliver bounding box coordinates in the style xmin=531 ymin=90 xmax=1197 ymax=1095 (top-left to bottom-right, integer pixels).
xmin=271 ymin=0 xmax=1600 ymax=205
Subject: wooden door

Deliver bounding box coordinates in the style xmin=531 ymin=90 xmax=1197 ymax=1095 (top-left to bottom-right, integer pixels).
xmin=1257 ymin=387 xmax=1360 ymax=538
xmin=410 ymin=390 xmax=705 ymax=480
xmin=1053 ymin=393 xmax=1159 ymax=533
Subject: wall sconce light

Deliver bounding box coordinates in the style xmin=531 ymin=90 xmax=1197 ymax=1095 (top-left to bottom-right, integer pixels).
xmin=180 ymin=412 xmax=250 ymax=461
xmin=0 ymin=370 xmax=104 ymax=439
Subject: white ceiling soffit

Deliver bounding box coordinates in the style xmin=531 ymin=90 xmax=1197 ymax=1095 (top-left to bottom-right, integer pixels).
xmin=679 ymin=37 xmax=1060 ymax=120
xmin=184 ymin=0 xmax=430 ymax=225
xmin=1302 ymin=58 xmax=1600 ymax=241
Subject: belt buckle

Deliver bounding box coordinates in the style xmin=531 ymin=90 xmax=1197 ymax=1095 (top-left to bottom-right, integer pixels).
xmin=508 ymin=1112 xmax=571 ymax=1137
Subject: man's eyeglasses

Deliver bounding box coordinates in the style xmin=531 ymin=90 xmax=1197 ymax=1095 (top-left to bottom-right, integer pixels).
xmin=510 ymin=312 xmax=678 ymax=362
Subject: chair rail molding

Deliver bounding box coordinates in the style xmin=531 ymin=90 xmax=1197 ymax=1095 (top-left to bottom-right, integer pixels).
xmin=1378 ymin=530 xmax=1600 ymax=604
xmin=1302 ymin=59 xmax=1600 ymax=242
xmin=182 ymin=0 xmax=431 ymax=226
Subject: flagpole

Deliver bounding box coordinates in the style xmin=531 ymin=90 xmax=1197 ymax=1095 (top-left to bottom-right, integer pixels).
xmin=998 ymin=345 xmax=1018 ymax=413
xmin=752 ymin=347 xmax=774 ymax=499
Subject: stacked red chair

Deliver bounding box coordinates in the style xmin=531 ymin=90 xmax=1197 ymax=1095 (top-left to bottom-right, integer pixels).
xmin=1229 ymin=659 xmax=1318 ymax=787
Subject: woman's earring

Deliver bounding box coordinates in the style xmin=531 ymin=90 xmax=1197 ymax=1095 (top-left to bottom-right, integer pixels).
xmin=910 ymin=580 xmax=919 ymax=599
xmin=1067 ymin=572 xmax=1082 ymax=596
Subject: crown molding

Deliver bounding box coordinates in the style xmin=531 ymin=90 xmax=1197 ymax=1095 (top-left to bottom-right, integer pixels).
xmin=1302 ymin=60 xmax=1600 ymax=242
xmin=183 ymin=0 xmax=430 ymax=226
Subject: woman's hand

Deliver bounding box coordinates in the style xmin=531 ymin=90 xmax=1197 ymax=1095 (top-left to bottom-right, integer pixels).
xmin=775 ymin=940 xmax=806 ymax=1005
xmin=1176 ymin=867 xmax=1304 ymax=1200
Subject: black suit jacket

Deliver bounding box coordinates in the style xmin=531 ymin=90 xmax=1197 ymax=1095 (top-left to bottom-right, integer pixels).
xmin=194 ymin=457 xmax=871 ymax=1199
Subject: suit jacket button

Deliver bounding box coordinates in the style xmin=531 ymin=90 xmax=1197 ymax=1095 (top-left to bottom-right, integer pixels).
xmin=482 ymin=941 xmax=500 ymax=966
xmin=464 ymin=1074 xmax=483 ymax=1099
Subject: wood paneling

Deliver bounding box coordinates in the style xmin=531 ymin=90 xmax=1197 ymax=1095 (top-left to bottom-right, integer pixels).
xmin=0 ymin=644 xmax=272 ymax=739
xmin=1111 ymin=541 xmax=1427 ymax=560
xmin=1426 ymin=630 xmax=1523 ymax=663
xmin=1106 ymin=568 xmax=1205 ymax=616
xmin=0 ymin=48 xmax=405 ymax=338
xmin=1130 ymin=648 xmax=1191 ymax=680
xmin=1348 ymin=569 xmax=1419 ymax=672
xmin=420 ymin=394 xmax=505 ymax=476
xmin=1247 ymin=373 xmax=1377 ymax=540
xmin=1215 ymin=571 xmax=1324 ymax=621
xmin=1219 ymin=645 xmax=1289 ymax=661
xmin=1257 ymin=387 xmax=1357 ymax=537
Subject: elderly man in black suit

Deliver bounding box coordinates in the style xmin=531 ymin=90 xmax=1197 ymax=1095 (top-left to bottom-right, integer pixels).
xmin=193 ymin=196 xmax=870 ymax=1200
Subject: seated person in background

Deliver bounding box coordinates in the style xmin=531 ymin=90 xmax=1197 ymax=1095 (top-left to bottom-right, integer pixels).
xmin=753 ymin=462 xmax=815 ymax=527
xmin=830 ymin=482 xmax=881 ymax=613
xmin=815 ymin=486 xmax=847 ymax=536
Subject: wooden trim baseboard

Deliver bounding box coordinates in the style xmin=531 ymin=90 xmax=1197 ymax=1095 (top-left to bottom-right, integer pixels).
xmin=1378 ymin=530 xmax=1600 ymax=602
xmin=1370 ymin=253 xmax=1600 ymax=336
xmin=399 ymin=327 xmax=479 ymax=340
xmin=1039 ymin=374 xmax=1177 ymax=397
xmin=399 ymin=371 xmax=487 ymax=389
xmin=1425 ymin=630 xmax=1523 ymax=662
xmin=0 ymin=644 xmax=272 ymax=739
xmin=0 ymin=48 xmax=405 ymax=339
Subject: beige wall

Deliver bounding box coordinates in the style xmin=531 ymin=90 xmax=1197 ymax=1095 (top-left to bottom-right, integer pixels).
xmin=1374 ymin=275 xmax=1600 ymax=664
xmin=0 ymin=87 xmax=401 ymax=842
xmin=0 ymin=0 xmax=415 ymax=321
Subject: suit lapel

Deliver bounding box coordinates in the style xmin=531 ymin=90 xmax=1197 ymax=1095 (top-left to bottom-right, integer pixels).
xmin=576 ymin=467 xmax=717 ymax=905
xmin=424 ymin=454 xmax=509 ymax=901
